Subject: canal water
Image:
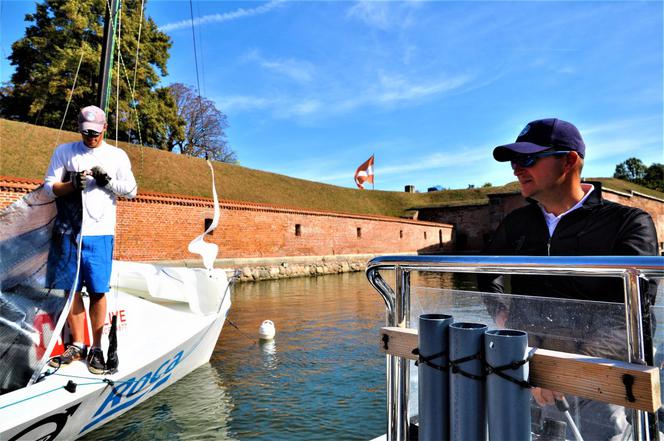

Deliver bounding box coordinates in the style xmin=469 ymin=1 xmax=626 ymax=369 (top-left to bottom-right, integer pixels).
xmin=79 ymin=269 xmax=661 ymax=440
xmin=85 ymin=271 xmax=391 ymax=440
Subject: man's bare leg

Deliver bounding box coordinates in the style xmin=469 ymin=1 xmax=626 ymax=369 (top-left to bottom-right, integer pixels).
xmin=88 ymin=293 xmax=107 ymax=347
xmin=67 ymin=292 xmax=86 ymax=344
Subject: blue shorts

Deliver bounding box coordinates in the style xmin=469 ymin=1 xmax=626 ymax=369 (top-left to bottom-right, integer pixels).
xmin=46 ymin=235 xmax=114 ymax=294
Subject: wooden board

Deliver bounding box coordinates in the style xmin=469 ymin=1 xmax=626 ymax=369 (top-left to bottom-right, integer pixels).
xmin=380 ymin=326 xmax=661 ymax=413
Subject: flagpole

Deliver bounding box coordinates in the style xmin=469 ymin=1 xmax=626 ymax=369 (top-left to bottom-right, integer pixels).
xmin=372 ymin=153 xmax=375 ymax=190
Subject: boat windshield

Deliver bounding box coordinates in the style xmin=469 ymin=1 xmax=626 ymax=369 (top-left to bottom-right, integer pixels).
xmin=394 ymin=269 xmax=662 ymax=441
xmin=0 ymin=186 xmax=79 ymax=394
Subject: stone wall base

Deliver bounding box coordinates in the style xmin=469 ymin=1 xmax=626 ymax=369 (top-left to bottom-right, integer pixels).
xmin=145 ymin=252 xmax=413 ymax=283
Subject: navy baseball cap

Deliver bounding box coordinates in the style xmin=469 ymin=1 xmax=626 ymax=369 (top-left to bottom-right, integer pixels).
xmin=493 ymin=118 xmax=586 ymax=161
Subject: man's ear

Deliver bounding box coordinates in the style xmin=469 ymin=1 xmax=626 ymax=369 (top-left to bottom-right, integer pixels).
xmin=562 ymin=152 xmax=580 ymax=175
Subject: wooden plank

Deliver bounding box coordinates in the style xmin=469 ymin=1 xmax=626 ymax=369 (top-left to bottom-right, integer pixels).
xmin=380 ymin=326 xmax=661 ymax=413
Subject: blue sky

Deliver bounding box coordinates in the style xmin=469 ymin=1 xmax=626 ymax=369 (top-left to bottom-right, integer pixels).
xmin=1 ymin=1 xmax=662 ymax=191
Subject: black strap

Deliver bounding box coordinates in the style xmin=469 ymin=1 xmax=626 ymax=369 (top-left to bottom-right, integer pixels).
xmin=449 ymin=352 xmax=485 ymax=381
xmin=415 ymin=348 xmax=449 ymax=372
xmin=412 ymin=346 xmax=535 ymax=388
xmin=484 ymin=348 xmax=536 ymax=389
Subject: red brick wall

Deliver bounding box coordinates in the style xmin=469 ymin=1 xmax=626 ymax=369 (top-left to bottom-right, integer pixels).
xmin=0 ymin=177 xmax=453 ymax=261
xmin=602 ymin=189 xmax=664 ymax=253
xmin=418 ymin=204 xmax=491 ymax=251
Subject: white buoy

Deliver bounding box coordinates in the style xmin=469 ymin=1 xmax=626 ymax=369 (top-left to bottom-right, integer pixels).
xmin=258 ymin=320 xmax=276 ymax=340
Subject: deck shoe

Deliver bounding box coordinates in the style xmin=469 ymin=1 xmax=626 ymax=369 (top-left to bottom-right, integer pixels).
xmin=49 ymin=344 xmax=86 ymax=367
xmin=87 ymin=347 xmax=106 ymax=375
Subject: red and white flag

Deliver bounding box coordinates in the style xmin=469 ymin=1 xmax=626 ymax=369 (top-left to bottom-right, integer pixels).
xmin=354 ymin=155 xmax=374 ymax=189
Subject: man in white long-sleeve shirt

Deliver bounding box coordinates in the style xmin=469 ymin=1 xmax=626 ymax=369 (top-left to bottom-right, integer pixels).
xmin=44 ymin=105 xmax=137 ymax=374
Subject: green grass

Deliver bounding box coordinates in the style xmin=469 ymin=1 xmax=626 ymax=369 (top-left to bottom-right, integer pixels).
xmin=2 ymin=118 xmax=661 ymax=218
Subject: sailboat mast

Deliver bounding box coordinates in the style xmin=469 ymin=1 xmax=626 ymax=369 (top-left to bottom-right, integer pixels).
xmin=97 ymin=0 xmax=120 ymax=112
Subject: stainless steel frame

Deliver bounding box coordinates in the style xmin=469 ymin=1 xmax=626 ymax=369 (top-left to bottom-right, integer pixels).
xmin=366 ymin=255 xmax=664 ymax=441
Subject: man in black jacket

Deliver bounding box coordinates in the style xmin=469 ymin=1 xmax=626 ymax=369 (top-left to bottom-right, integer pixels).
xmin=482 ymin=118 xmax=659 ymax=440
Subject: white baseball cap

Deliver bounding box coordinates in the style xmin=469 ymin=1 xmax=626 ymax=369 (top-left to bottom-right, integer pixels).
xmin=78 ymin=105 xmax=106 ymax=133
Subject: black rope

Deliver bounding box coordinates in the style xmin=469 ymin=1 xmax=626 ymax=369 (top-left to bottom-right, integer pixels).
xmin=484 ymin=348 xmax=536 ymax=389
xmin=415 ymin=349 xmax=449 ymax=372
xmin=449 ymin=352 xmax=485 ymax=381
xmin=414 ymin=347 xmax=536 ymax=388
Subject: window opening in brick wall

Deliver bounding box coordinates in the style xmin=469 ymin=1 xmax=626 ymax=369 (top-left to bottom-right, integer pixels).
xmin=357 ymin=227 xmax=362 ymax=238
xmin=204 ymin=218 xmax=213 ymax=235
xmin=295 ymin=224 xmax=301 ymax=237
xmin=399 ymin=230 xmax=403 ymax=239
xmin=424 ymin=231 xmax=427 ymax=240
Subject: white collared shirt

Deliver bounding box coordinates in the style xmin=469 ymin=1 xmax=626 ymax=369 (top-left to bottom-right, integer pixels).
xmin=539 ymin=183 xmax=594 ymax=237
xmin=44 ymin=140 xmax=137 ymax=236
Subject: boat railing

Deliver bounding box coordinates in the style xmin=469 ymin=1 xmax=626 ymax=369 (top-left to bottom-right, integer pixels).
xmin=366 ymin=255 xmax=664 ymax=441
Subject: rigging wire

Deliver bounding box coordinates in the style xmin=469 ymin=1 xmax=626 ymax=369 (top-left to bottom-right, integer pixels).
xmin=189 ymin=0 xmax=212 ymax=161
xmin=195 ymin=0 xmax=206 ymax=97
xmin=103 ymin=0 xmax=145 ymax=181
xmin=56 ymin=42 xmax=86 ymax=146
xmin=188 ymin=0 xmax=203 ymax=98
xmin=116 ymin=1 xmax=122 ymax=145
xmin=131 ymin=0 xmax=145 ymax=99
xmin=128 ymin=0 xmax=145 ymax=181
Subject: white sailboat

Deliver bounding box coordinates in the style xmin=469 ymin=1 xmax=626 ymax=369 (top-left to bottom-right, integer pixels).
xmin=0 ymin=156 xmax=232 ymax=439
xmin=0 ymin=262 xmax=231 ymax=440
xmin=0 ymin=2 xmax=235 ymax=438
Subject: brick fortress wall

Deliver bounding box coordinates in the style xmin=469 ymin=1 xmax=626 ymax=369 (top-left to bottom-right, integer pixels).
xmin=0 ymin=177 xmax=453 ymax=262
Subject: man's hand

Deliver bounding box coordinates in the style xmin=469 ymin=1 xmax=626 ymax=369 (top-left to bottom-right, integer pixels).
xmin=494 ymin=309 xmax=508 ymax=328
xmin=91 ymin=166 xmax=111 ymax=187
xmin=68 ymin=171 xmax=89 ymax=191
xmin=532 ymin=387 xmax=564 ymax=406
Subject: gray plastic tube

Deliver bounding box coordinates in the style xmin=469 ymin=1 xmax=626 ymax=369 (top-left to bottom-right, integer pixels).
xmin=418 ymin=313 xmax=453 ymax=441
xmin=449 ymin=322 xmax=488 ymax=441
xmin=485 ymin=329 xmax=530 ymax=441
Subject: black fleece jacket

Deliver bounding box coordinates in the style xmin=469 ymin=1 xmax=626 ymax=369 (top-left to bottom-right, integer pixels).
xmin=482 ymin=183 xmax=659 ymax=304
xmin=478 ymin=184 xmax=660 ymax=356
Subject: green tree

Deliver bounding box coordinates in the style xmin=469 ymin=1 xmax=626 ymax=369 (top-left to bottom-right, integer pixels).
xmin=0 ymin=0 xmax=178 ymax=147
xmin=643 ymin=163 xmax=664 ymax=192
xmin=613 ymin=157 xmax=647 ymax=182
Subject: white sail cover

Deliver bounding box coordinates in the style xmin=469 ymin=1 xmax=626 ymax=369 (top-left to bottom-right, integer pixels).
xmin=0 ymin=186 xmax=81 ymax=394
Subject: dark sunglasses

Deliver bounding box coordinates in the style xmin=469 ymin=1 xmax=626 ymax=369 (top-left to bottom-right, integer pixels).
xmin=510 ymin=150 xmax=571 ymax=170
xmin=81 ymin=130 xmax=101 ymax=137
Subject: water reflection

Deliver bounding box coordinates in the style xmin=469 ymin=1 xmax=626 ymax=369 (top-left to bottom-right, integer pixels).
xmin=84 ymin=363 xmax=236 ymax=441
xmin=88 ymin=272 xmax=387 ymax=441
xmin=260 ymin=340 xmax=278 ymax=370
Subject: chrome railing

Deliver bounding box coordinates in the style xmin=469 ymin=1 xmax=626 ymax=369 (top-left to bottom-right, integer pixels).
xmin=366 ymin=255 xmax=664 ymax=441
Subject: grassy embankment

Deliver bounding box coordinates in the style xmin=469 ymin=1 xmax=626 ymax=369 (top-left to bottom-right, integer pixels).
xmin=1 ymin=118 xmax=661 ymax=218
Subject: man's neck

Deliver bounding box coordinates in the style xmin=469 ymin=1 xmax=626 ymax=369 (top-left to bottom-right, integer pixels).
xmin=537 ymin=182 xmax=586 ymax=216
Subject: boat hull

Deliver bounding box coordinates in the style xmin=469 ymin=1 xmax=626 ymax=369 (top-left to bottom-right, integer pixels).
xmin=0 ymin=263 xmax=231 ymax=440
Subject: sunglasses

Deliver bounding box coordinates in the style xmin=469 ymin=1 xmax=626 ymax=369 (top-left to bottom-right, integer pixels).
xmin=510 ymin=150 xmax=571 ymax=170
xmin=81 ymin=130 xmax=101 ymax=137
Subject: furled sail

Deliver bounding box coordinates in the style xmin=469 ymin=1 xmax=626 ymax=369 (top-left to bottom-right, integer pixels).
xmin=0 ymin=186 xmax=81 ymax=394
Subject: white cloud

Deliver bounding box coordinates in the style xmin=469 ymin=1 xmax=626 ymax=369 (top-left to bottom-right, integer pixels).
xmin=346 ymin=0 xmax=421 ymax=30
xmin=312 ymin=147 xmax=489 ymax=183
xmin=217 ymin=71 xmax=472 ymax=118
xmin=347 ymin=1 xmax=392 ymax=30
xmin=584 ymin=136 xmax=662 ymax=161
xmin=243 ymin=50 xmax=315 ymax=83
xmin=218 ymin=95 xmax=275 ymax=112
xmin=160 ymin=0 xmax=284 ymax=32
xmin=374 ymin=72 xmax=471 ymax=104
xmin=580 ymin=116 xmax=662 ymax=137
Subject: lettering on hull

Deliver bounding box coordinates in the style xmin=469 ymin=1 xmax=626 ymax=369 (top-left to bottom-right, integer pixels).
xmin=80 ymin=350 xmax=183 ymax=433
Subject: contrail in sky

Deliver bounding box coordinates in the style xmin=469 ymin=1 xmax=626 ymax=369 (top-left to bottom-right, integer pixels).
xmin=160 ymin=0 xmax=284 ymax=32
